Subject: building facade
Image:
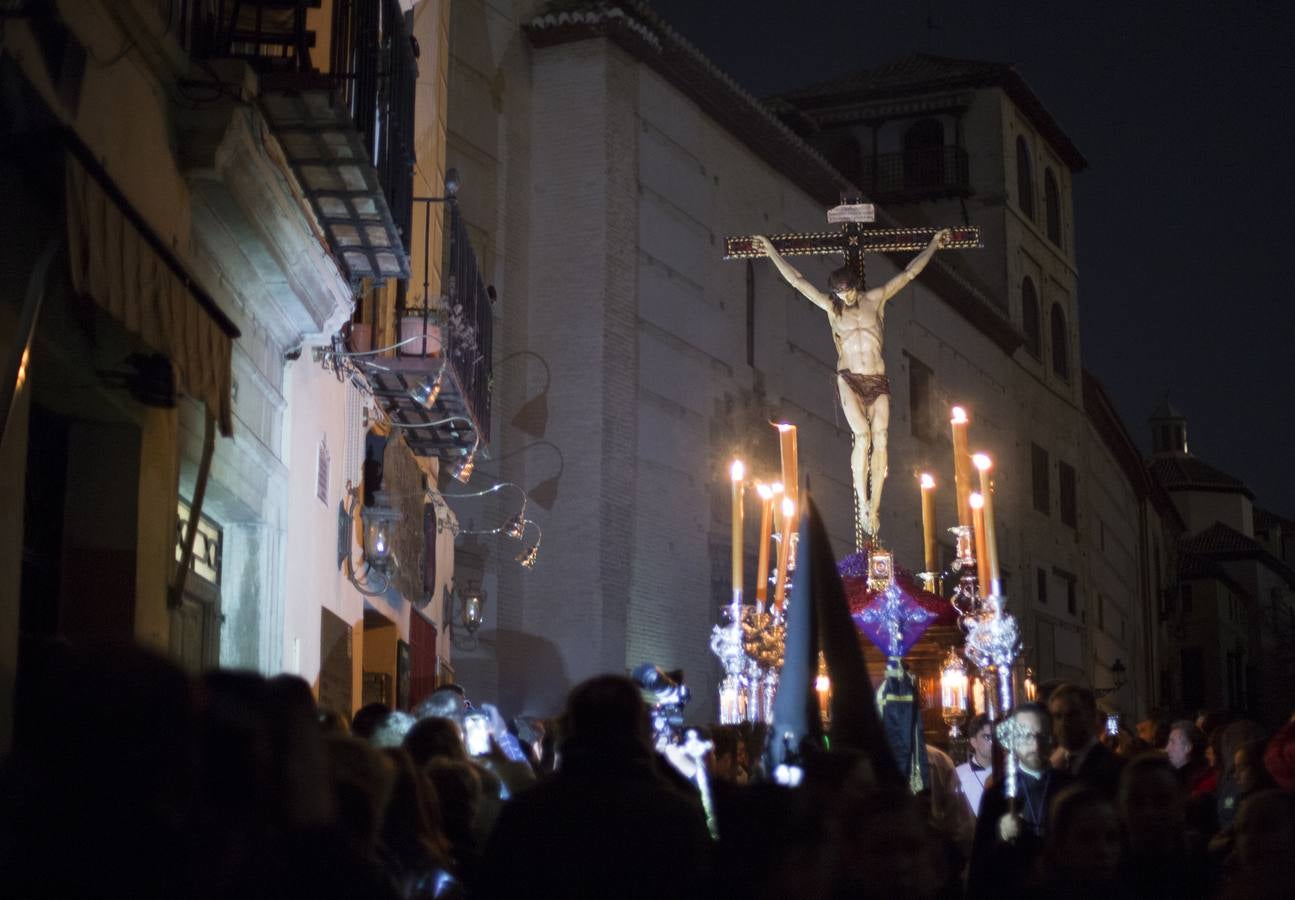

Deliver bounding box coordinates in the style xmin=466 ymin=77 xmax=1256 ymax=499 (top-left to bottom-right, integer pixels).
xmin=437 ymin=1 xmax=1174 ymax=723
xmin=0 ymin=0 xmax=471 ymax=748
xmin=1150 ymin=405 xmax=1295 ymax=726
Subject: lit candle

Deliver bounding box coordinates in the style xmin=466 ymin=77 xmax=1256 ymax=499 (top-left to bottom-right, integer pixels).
xmin=815 ymin=661 xmax=831 ymax=728
xmin=941 ymin=657 xmax=968 ymax=713
xmin=776 ymin=423 xmax=799 ymax=506
xmin=773 ymin=495 xmax=795 ymax=612
xmin=730 ymin=459 xmax=745 ymax=602
xmin=919 ymin=473 xmax=937 ymax=574
xmin=754 ymin=483 xmax=774 ymax=610
xmin=972 ymin=453 xmax=1001 ymax=594
xmin=970 ymin=492 xmax=989 ymax=590
xmin=951 ymin=407 xmax=973 ymax=528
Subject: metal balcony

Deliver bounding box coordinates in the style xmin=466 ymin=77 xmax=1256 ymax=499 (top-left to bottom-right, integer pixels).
xmin=178 ymin=0 xmax=414 ymax=282
xmin=365 ymin=203 xmax=494 ymax=459
xmin=860 ymin=146 xmax=971 ymax=202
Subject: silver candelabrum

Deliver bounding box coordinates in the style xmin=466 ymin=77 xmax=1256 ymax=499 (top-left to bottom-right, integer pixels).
xmin=710 ymin=595 xmax=750 ymax=725
xmin=710 ymin=529 xmax=797 ymax=725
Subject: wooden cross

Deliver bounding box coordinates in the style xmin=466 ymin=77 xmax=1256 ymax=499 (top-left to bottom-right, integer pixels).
xmin=724 ymin=194 xmax=981 ymax=287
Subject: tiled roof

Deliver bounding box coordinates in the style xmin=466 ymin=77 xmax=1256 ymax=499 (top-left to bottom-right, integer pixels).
xmin=1182 ymin=522 xmax=1263 ymax=556
xmin=774 ymin=53 xmax=1086 ymax=171
xmin=1182 ymin=522 xmax=1295 ymax=588
xmin=781 ymin=53 xmax=1014 ymax=102
xmin=1150 ymin=455 xmax=1253 ymax=499
xmin=1255 ymin=507 xmax=1295 ymax=533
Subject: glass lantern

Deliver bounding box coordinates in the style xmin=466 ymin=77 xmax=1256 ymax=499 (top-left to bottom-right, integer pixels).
xmin=361 ymin=491 xmax=402 ymax=574
xmin=940 ymin=647 xmax=970 ymax=741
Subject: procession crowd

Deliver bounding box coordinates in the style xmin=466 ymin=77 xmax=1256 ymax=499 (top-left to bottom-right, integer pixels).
xmin=0 ymin=642 xmax=1292 ymax=899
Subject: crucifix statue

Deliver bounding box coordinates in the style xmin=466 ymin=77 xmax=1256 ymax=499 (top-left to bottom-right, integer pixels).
xmin=726 ymin=199 xmax=980 ymax=543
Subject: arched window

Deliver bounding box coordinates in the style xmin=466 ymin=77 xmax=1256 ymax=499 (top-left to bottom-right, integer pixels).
xmin=1022 ymin=277 xmax=1041 ymax=359
xmin=1050 ymin=302 xmax=1069 ymax=380
xmin=1044 ymin=169 xmax=1061 ymax=246
xmin=1016 ymin=135 xmax=1034 ymax=220
xmin=903 ymin=119 xmax=945 ymax=191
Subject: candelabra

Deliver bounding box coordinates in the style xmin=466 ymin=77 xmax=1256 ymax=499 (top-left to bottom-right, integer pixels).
xmin=709 ymin=523 xmax=796 ymax=726
xmin=961 ymin=590 xmax=1022 ymax=799
xmin=709 ymin=598 xmax=751 ymax=725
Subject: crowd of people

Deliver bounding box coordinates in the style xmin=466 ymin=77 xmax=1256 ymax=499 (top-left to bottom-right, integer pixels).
xmin=1 ymin=642 xmax=1292 ymax=898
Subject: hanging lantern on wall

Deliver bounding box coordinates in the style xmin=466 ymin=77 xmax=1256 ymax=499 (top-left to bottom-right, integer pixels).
xmin=361 ymin=490 xmax=402 ymax=575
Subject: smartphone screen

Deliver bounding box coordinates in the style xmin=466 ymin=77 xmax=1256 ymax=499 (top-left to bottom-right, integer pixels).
xmin=1105 ymin=713 xmax=1120 ymax=737
xmin=464 ymin=713 xmax=491 ymax=756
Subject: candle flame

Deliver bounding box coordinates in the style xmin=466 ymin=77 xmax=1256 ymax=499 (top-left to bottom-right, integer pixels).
xmin=972 ymin=453 xmax=992 ymax=471
xmin=920 ymin=472 xmax=935 ymax=490
xmin=730 ymin=459 xmax=746 ymax=481
xmin=756 ymin=482 xmax=772 ymax=500
xmin=771 ymin=482 xmax=784 ymax=495
xmin=775 ymin=422 xmax=795 ymax=433
xmin=815 ymin=674 xmax=830 ymax=693
xmin=951 ymin=406 xmax=968 ymax=424
xmin=969 ymin=492 xmax=985 ymax=510
xmin=781 ymin=497 xmax=795 ymax=518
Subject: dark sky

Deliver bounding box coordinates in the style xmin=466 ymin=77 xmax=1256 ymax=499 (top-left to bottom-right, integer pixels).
xmin=648 ymin=0 xmax=1295 ymax=517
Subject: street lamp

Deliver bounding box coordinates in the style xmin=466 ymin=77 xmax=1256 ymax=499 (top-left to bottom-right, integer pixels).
xmin=361 ymin=490 xmax=402 ymax=575
xmin=1094 ymin=658 xmax=1128 ymax=698
xmin=409 ymin=365 xmax=445 ymax=408
xmin=446 ymin=576 xmax=486 ymax=651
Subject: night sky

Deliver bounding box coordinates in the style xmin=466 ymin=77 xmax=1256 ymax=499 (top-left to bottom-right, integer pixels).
xmin=649 ymin=0 xmax=1295 ymax=517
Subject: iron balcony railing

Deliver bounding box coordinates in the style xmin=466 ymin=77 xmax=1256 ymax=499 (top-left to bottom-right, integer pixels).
xmin=438 ymin=203 xmax=493 ymax=445
xmin=176 ymin=0 xmax=416 ymax=248
xmin=860 ymin=146 xmax=971 ymax=200
xmin=329 ymin=0 xmax=416 ymax=250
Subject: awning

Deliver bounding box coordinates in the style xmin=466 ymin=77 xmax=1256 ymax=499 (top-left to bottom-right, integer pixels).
xmin=64 ymin=142 xmax=240 ymax=435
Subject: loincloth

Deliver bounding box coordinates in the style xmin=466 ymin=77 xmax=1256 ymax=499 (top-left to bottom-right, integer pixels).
xmin=838 ymin=370 xmax=890 ymax=408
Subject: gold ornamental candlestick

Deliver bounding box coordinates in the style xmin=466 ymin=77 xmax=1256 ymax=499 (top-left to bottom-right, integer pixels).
xmin=776 ymin=422 xmax=799 ymax=506
xmin=970 ymin=492 xmax=989 ymax=592
xmin=730 ymin=459 xmax=745 ymax=603
xmin=773 ymin=495 xmax=795 ymax=613
xmin=919 ymin=473 xmax=937 ymax=576
xmin=972 ymin=453 xmax=1001 ymax=594
xmin=951 ymin=407 xmax=973 ymax=529
xmin=754 ymin=482 xmax=774 ymax=611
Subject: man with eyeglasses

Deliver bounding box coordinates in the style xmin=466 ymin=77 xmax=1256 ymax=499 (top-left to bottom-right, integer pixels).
xmin=967 ymin=702 xmax=1072 ymax=900
xmin=955 ymin=714 xmax=995 ymax=816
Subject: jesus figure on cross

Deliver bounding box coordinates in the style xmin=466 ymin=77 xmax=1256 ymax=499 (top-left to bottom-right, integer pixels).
xmin=753 ymin=229 xmax=951 ymax=539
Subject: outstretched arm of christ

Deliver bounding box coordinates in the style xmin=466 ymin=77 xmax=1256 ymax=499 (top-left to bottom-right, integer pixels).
xmin=753 ymin=235 xmax=834 ymax=314
xmin=872 ymin=228 xmax=952 ymax=305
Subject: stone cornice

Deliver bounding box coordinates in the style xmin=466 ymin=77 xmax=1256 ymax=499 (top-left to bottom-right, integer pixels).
xmin=178 ymin=71 xmax=354 ymax=348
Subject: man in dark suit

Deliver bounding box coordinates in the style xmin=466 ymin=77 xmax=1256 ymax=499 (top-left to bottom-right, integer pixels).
xmin=967 ymin=702 xmax=1071 ymax=900
xmin=477 ymin=675 xmax=712 ymax=900
xmin=1048 ymin=683 xmax=1125 ymax=795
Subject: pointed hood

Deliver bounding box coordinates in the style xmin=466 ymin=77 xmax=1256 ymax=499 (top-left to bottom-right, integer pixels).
xmin=765 ymin=495 xmax=902 ymax=787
